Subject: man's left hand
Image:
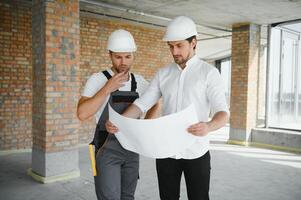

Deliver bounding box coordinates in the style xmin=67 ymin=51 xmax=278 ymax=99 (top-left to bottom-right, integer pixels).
xmin=187 ymin=122 xmax=210 ymax=136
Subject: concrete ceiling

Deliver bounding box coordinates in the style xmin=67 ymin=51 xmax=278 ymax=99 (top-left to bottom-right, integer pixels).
xmin=80 ymin=0 xmax=301 ymax=60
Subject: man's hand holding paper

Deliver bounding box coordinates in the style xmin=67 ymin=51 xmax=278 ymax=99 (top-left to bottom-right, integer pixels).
xmin=107 ymin=104 xmax=200 ymax=158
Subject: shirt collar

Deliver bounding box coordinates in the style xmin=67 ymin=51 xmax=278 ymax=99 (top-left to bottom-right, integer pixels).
xmin=176 ymin=54 xmax=199 ymax=71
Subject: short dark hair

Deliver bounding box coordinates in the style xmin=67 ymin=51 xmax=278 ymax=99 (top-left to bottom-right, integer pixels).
xmin=185 ymin=35 xmax=197 ymax=49
xmin=186 ymin=35 xmax=196 ymax=42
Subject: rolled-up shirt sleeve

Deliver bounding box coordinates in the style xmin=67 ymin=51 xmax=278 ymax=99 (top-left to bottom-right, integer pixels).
xmin=134 ymin=70 xmax=162 ymax=113
xmin=206 ymin=68 xmax=229 ymax=115
xmin=82 ymin=73 xmax=106 ymax=98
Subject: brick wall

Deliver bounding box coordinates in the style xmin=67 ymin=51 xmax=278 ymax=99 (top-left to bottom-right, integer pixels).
xmin=230 ymin=23 xmax=260 ymax=141
xmin=0 ymin=1 xmax=32 ymax=150
xmin=231 ymin=25 xmax=248 ymax=129
xmin=79 ymin=13 xmax=171 ymax=143
xmin=0 ymin=2 xmax=171 ymax=150
xmin=32 ymin=0 xmax=80 ymax=152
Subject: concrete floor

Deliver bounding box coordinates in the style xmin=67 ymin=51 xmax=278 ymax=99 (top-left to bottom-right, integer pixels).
xmin=1 ymin=129 xmax=301 ymax=200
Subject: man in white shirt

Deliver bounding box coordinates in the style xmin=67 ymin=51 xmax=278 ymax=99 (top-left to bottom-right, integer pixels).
xmin=106 ymin=16 xmax=229 ymax=200
xmin=77 ymin=29 xmax=159 ymax=200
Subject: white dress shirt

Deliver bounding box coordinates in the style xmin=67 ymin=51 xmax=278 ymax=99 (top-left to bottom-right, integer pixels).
xmin=81 ymin=69 xmax=149 ymax=122
xmin=134 ymin=55 xmax=229 ymax=159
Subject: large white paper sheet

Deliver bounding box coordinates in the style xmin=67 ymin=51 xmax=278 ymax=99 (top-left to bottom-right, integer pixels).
xmin=109 ymin=104 xmax=199 ymax=158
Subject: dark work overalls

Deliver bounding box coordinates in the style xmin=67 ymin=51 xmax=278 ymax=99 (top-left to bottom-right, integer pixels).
xmin=91 ymin=70 xmax=139 ymax=200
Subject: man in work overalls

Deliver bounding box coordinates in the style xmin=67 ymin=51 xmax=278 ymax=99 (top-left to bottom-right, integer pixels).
xmin=77 ymin=29 xmax=159 ymax=200
xmin=106 ymin=16 xmax=229 ymax=200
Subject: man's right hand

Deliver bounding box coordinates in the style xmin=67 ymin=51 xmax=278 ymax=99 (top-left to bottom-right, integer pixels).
xmin=104 ymin=72 xmax=128 ymax=93
xmin=105 ymin=120 xmax=119 ymax=134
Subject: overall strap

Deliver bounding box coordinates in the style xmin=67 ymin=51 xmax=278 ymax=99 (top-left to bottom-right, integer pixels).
xmin=102 ymin=70 xmax=112 ymax=80
xmin=130 ymin=73 xmax=137 ymax=92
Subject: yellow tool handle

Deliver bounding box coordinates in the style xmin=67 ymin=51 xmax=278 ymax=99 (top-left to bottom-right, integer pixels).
xmin=88 ymin=144 xmax=97 ymax=176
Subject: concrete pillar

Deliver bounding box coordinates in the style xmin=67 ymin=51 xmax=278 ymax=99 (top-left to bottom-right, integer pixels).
xmin=29 ymin=0 xmax=80 ymax=183
xmin=229 ymin=23 xmax=260 ymax=145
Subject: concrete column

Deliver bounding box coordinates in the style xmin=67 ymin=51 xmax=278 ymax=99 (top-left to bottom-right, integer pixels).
xmin=229 ymin=23 xmax=260 ymax=145
xmin=30 ymin=0 xmax=80 ymax=183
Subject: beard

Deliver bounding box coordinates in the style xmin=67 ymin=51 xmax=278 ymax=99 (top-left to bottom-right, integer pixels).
xmin=173 ymin=54 xmax=190 ymax=66
xmin=114 ymin=65 xmax=130 ymax=73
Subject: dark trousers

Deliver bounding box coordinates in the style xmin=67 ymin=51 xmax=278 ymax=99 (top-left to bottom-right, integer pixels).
xmin=156 ymin=151 xmax=211 ymax=200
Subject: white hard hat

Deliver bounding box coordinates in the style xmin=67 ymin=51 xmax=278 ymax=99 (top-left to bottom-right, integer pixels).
xmin=163 ymin=16 xmax=198 ymax=41
xmin=107 ymin=29 xmax=137 ymax=52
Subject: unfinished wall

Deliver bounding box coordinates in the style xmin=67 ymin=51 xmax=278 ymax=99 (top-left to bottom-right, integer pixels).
xmin=0 ymin=1 xmax=171 ymax=150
